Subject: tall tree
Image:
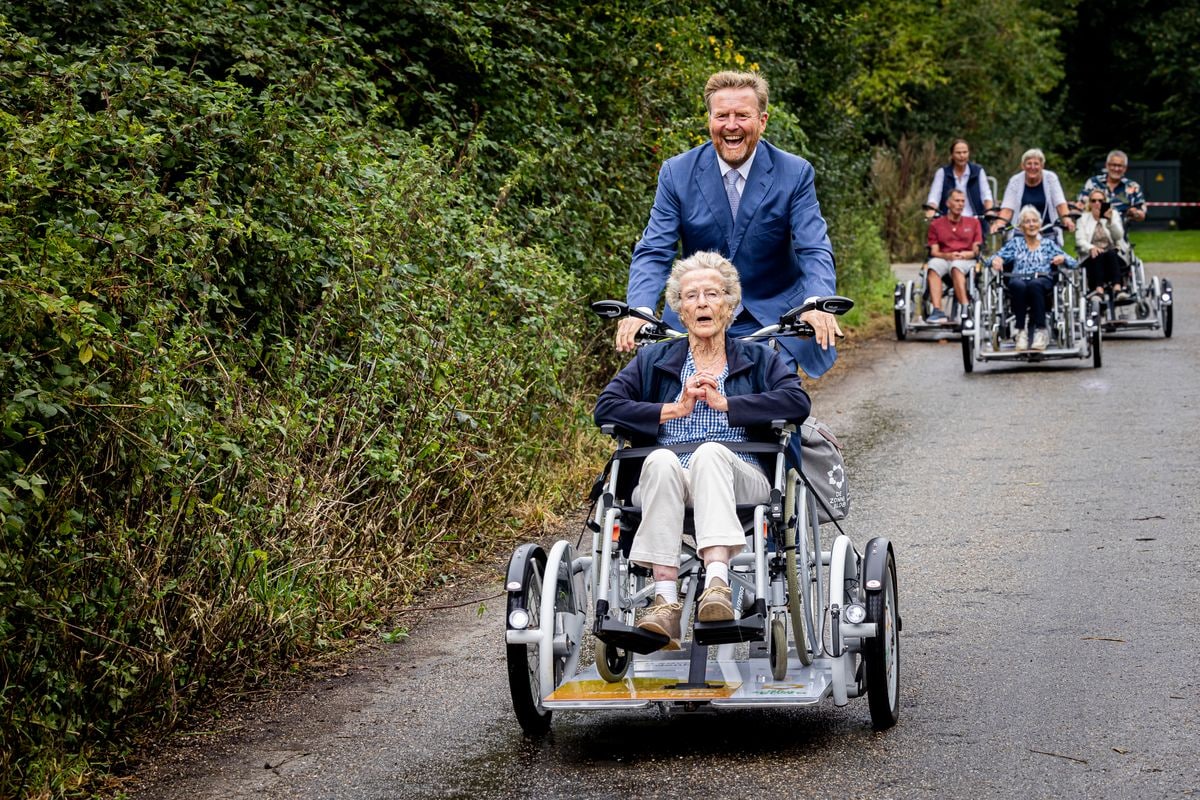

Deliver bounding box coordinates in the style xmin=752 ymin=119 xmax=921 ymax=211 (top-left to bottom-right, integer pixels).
xmin=1062 ymin=0 xmax=1200 ymax=209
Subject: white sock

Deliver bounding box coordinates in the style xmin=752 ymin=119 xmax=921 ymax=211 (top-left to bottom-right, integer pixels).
xmin=705 ymin=562 xmax=729 ymax=588
xmin=654 ymin=580 xmax=678 ymax=604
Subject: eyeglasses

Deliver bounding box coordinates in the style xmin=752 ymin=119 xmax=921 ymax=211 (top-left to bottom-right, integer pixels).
xmin=1106 ymin=162 xmax=1127 ymax=169
xmin=1089 ymin=198 xmax=1104 ymax=203
xmin=681 ymin=289 xmax=725 ymax=304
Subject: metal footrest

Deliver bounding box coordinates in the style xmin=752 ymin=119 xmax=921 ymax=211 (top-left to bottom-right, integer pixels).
xmin=595 ymin=616 xmax=669 ymax=655
xmin=692 ymin=613 xmax=766 ymax=646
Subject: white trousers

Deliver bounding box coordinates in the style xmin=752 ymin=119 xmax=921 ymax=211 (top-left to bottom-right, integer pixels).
xmin=628 ymin=442 xmax=770 ymax=569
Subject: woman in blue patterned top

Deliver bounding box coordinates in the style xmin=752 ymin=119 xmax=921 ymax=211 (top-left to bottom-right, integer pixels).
xmin=991 ymin=205 xmax=1078 ymax=351
xmin=594 ymin=251 xmax=810 ymax=649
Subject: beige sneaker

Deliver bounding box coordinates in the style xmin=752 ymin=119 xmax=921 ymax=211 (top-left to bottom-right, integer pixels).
xmin=636 ymin=595 xmax=683 ymax=650
xmin=1014 ymin=329 xmax=1029 ymax=351
xmin=1032 ymin=328 xmax=1049 ymax=351
xmin=697 ymin=579 xmax=734 ymax=622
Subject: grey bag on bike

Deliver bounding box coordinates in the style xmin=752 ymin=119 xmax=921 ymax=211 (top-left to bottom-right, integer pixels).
xmin=800 ymin=416 xmax=850 ymax=523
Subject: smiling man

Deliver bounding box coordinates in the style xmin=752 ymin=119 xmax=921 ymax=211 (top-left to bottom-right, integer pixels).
xmin=1076 ymin=150 xmax=1147 ymax=223
xmin=617 ymin=71 xmax=839 ymax=377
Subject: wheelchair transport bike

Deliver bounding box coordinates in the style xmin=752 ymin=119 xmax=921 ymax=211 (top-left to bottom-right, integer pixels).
xmin=962 ymin=216 xmax=1102 ymax=373
xmin=504 ymin=297 xmax=902 ymax=734
xmin=893 ymin=208 xmax=986 ymax=340
xmin=1089 ymin=216 xmax=1174 ymax=339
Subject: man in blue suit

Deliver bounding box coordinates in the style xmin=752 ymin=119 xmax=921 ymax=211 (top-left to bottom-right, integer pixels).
xmin=616 ymin=71 xmax=840 ymax=377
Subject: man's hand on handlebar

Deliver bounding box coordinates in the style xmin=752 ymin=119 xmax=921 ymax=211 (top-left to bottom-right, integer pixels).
xmin=615 ymin=316 xmax=647 ymax=352
xmin=800 ymin=309 xmax=842 ymax=350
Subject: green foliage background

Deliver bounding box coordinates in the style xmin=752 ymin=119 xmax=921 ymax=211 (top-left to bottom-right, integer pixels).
xmin=5 ymin=0 xmax=1172 ymax=794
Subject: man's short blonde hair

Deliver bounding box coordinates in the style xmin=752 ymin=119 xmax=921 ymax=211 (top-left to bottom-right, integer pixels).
xmin=665 ymin=251 xmax=742 ymax=315
xmin=704 ymin=71 xmax=769 ymax=114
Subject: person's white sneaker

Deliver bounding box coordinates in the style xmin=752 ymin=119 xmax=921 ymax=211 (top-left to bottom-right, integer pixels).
xmin=1032 ymin=328 xmax=1049 ymax=351
xmin=1014 ymin=329 xmax=1029 ymax=351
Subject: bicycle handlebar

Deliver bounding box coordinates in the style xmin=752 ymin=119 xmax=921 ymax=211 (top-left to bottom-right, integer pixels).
xmin=989 ymin=212 xmax=1079 ymax=237
xmin=590 ymin=296 xmax=855 ymax=345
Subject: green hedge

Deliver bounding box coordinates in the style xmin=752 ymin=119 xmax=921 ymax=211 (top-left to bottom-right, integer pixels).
xmin=0 ymin=14 xmax=596 ymax=793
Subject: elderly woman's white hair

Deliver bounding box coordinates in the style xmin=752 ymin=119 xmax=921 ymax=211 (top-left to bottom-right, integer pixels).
xmin=1017 ymin=204 xmax=1043 ymax=226
xmin=664 ymin=250 xmax=742 ymax=314
xmin=1020 ymin=148 xmax=1046 ymax=165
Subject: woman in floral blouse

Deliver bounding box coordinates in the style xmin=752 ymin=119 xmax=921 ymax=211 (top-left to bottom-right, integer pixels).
xmin=991 ymin=205 xmax=1077 ymax=352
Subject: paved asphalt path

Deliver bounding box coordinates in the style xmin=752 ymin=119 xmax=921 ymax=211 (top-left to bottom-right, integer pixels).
xmin=131 ymin=264 xmax=1199 ymax=800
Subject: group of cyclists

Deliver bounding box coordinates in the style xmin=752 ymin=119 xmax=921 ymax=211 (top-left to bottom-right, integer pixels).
xmin=921 ymin=140 xmax=1148 ymax=350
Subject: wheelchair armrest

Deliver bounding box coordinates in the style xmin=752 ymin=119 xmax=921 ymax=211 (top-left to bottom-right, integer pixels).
xmin=600 ymin=423 xmax=636 ymax=440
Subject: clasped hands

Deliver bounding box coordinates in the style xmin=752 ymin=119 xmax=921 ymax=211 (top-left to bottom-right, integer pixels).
xmin=661 ymin=373 xmax=726 ymax=421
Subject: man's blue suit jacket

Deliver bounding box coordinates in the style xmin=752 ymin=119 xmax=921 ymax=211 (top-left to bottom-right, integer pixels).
xmin=627 ymin=139 xmax=837 ymax=377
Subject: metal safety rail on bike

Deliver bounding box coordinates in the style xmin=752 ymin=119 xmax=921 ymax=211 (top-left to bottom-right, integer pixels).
xmin=504 ymin=296 xmax=902 ymax=735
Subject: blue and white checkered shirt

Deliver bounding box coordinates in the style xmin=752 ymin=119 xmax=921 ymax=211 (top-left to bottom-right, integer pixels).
xmin=994 ymin=235 xmax=1077 ymax=277
xmin=659 ymin=352 xmax=759 ymax=469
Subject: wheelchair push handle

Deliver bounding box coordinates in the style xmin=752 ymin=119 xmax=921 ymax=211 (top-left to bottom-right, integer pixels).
xmin=987 ymin=210 xmax=1079 ymax=239
xmin=589 ymin=300 xmax=681 ymax=343
xmin=591 ymin=296 xmax=854 ymax=344
xmin=768 ymin=296 xmax=855 ymax=340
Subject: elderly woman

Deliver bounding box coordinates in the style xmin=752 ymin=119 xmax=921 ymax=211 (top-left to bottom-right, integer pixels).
xmin=991 ymin=205 xmax=1078 ymax=352
xmin=594 ymin=250 xmax=810 ymax=650
xmin=1076 ymin=189 xmax=1129 ymax=300
xmin=992 ymin=148 xmax=1075 ymax=244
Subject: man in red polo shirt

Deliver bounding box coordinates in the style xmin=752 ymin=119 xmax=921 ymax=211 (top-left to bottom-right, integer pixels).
xmin=924 ymin=189 xmax=982 ymax=322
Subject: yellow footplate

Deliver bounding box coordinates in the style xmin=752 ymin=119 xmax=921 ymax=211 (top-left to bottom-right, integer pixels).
xmin=542 ymin=660 xmax=831 ymax=709
xmin=547 ymin=676 xmax=741 ymax=703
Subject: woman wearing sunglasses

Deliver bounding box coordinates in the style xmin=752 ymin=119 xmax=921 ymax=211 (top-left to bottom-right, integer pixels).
xmin=1075 ymin=189 xmax=1128 ymax=301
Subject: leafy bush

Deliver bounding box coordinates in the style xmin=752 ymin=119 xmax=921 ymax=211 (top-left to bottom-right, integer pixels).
xmin=0 ymin=12 xmax=593 ymax=793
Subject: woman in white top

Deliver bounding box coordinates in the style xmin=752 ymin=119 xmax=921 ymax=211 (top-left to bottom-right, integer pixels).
xmin=1075 ymin=188 xmax=1128 ymax=300
xmin=991 ymin=148 xmax=1075 ymax=245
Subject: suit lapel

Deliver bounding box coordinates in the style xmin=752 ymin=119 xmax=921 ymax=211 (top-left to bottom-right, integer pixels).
xmin=696 ymin=146 xmax=735 ymax=245
xmin=731 ymin=142 xmax=775 ymax=261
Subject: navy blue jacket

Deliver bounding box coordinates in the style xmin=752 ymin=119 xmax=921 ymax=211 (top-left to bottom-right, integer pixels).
xmin=594 ymin=336 xmax=811 ymax=468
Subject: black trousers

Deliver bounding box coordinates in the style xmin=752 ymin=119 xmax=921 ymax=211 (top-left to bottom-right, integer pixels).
xmin=1009 ymin=275 xmax=1054 ymax=330
xmin=1082 ymin=249 xmax=1124 ymax=291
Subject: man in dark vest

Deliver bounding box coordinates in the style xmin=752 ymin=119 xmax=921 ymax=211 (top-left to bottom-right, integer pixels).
xmin=924 ymin=139 xmax=994 ymax=220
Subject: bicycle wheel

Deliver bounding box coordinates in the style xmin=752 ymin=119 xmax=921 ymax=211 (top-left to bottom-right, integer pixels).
xmin=506 ymin=554 xmax=557 ymax=735
xmin=784 ymin=474 xmax=815 ymax=666
xmin=864 ymin=550 xmax=900 ymax=729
